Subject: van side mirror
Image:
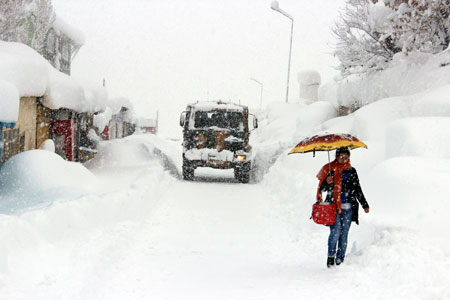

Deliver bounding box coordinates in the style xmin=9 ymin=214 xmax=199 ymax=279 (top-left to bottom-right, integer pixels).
xmin=180 ymin=112 xmax=186 ymax=127
xmin=253 ymin=116 xmax=258 ymax=129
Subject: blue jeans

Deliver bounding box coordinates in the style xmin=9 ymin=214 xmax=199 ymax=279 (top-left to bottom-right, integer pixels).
xmin=328 ymin=208 xmax=353 ymax=261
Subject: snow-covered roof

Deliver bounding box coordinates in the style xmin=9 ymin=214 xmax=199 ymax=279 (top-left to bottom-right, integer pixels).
xmin=187 ymin=101 xmax=246 ymax=112
xmin=0 ymin=41 xmax=108 ymax=122
xmin=53 ymin=15 xmax=86 ymax=46
xmin=0 ymin=80 xmax=19 ymax=123
xmin=0 ymin=42 xmax=48 ymax=98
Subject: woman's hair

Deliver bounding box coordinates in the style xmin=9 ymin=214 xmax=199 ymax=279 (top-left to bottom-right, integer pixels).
xmin=335 ymin=147 xmax=350 ymax=157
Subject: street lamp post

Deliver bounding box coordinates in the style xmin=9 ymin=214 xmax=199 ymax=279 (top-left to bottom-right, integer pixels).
xmin=250 ymin=78 xmax=263 ymax=109
xmin=271 ymin=1 xmax=294 ymax=103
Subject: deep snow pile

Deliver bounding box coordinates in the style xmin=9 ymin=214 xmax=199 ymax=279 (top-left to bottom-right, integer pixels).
xmin=260 ymin=90 xmax=450 ymax=237
xmin=251 ymin=100 xmax=336 ymax=181
xmin=0 ymin=134 xmax=177 ymax=216
xmin=0 ymin=150 xmax=99 ymax=214
xmin=0 ymin=135 xmax=180 ymax=299
xmin=85 ymin=133 xmax=181 ymax=183
xmin=320 ymin=50 xmax=450 ymax=109
xmin=254 ymin=83 xmax=450 ymax=298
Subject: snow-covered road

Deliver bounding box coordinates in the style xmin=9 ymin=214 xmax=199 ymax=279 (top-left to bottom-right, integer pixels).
xmin=1 ymin=122 xmax=450 ymax=299
xmin=90 ymin=180 xmax=283 ymax=299
xmin=0 ymin=165 xmax=309 ymax=299
xmin=4 ymin=164 xmax=447 ymax=300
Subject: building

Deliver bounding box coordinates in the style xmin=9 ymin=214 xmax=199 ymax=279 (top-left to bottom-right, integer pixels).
xmin=137 ymin=113 xmax=159 ymax=134
xmin=43 ymin=16 xmax=85 ymax=75
xmin=0 ymin=40 xmax=107 ymax=165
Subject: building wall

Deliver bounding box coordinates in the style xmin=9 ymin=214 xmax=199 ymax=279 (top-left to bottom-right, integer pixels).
xmin=17 ymin=97 xmax=37 ymax=151
xmin=0 ymin=124 xmax=19 ymax=165
xmin=36 ymin=103 xmax=52 ymax=149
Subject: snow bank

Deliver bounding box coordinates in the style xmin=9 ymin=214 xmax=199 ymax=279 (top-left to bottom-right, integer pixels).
xmin=85 ymin=133 xmax=180 ymax=182
xmin=251 ymin=101 xmax=336 ymax=181
xmin=386 ymin=117 xmax=450 ymax=158
xmin=38 ymin=139 xmax=55 ymax=152
xmin=0 ymin=150 xmax=98 ymax=213
xmin=257 ymin=82 xmax=450 ymax=299
xmin=86 ymin=137 xmax=155 ymax=170
xmin=0 ymin=136 xmax=176 ymax=281
xmin=365 ymin=157 xmax=450 ymax=232
xmin=321 ymin=50 xmax=450 ymax=108
xmin=253 ymin=101 xmax=335 ymax=146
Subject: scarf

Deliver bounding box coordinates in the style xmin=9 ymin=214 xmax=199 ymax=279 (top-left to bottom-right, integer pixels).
xmin=316 ymin=159 xmax=351 ymax=211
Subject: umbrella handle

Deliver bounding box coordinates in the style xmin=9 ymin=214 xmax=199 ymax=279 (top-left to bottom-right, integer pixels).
xmin=328 ymin=150 xmax=331 ymax=172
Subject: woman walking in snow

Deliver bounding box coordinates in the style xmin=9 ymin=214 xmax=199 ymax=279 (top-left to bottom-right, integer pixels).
xmin=316 ymin=147 xmax=370 ymax=268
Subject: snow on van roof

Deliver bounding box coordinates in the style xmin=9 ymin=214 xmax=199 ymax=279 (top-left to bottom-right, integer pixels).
xmin=188 ymin=101 xmax=245 ymax=111
xmin=0 ymin=41 xmax=108 ymax=122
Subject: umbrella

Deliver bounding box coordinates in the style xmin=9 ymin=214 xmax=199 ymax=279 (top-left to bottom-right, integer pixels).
xmin=289 ymin=133 xmax=367 ymax=155
xmin=288 ymin=133 xmax=367 ymax=168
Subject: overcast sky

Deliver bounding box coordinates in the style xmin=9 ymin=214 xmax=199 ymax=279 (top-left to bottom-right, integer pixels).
xmin=52 ymin=0 xmax=344 ymax=136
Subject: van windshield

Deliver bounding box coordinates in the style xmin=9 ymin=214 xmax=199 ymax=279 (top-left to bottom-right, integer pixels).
xmin=193 ymin=111 xmax=244 ymax=130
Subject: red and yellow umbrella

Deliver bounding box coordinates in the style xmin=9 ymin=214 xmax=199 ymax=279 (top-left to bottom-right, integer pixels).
xmin=289 ymin=133 xmax=367 ymax=155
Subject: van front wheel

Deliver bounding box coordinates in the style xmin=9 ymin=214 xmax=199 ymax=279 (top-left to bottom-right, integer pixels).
xmin=234 ymin=162 xmax=250 ymax=183
xmin=182 ymin=162 xmax=194 ymax=180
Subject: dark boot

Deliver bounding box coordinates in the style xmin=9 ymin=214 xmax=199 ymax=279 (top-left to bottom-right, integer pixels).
xmin=327 ymin=257 xmax=335 ymax=268
xmin=336 ymin=258 xmax=344 ymax=265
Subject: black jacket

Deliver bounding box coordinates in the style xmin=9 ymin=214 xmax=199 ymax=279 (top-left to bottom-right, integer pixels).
xmin=320 ymin=167 xmax=369 ymax=225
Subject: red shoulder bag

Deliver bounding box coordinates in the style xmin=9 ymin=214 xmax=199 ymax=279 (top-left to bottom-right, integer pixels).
xmin=311 ymin=202 xmax=337 ymax=226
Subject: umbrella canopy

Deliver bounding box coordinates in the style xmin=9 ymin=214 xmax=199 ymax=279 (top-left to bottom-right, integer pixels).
xmin=288 ymin=133 xmax=367 ymax=155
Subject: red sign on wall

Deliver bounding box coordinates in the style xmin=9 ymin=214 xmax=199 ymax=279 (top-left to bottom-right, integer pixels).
xmin=52 ymin=120 xmax=75 ymax=161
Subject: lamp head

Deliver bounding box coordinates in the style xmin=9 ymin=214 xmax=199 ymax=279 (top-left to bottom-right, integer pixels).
xmin=270 ymin=1 xmax=280 ymax=11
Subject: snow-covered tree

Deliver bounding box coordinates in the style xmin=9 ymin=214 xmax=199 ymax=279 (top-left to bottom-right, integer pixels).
xmin=333 ymin=0 xmax=397 ymax=77
xmin=387 ymin=0 xmax=450 ymax=54
xmin=0 ymin=0 xmax=55 ymax=53
xmin=334 ymin=0 xmax=450 ymax=77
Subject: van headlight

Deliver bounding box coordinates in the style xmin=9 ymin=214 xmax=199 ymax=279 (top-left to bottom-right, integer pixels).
xmin=236 ymin=155 xmax=246 ymax=162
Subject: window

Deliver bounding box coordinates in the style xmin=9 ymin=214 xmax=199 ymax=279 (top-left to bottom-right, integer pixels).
xmin=46 ymin=30 xmax=56 ymax=54
xmin=193 ymin=111 xmax=243 ymax=130
xmin=62 ymin=42 xmax=71 ymax=61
